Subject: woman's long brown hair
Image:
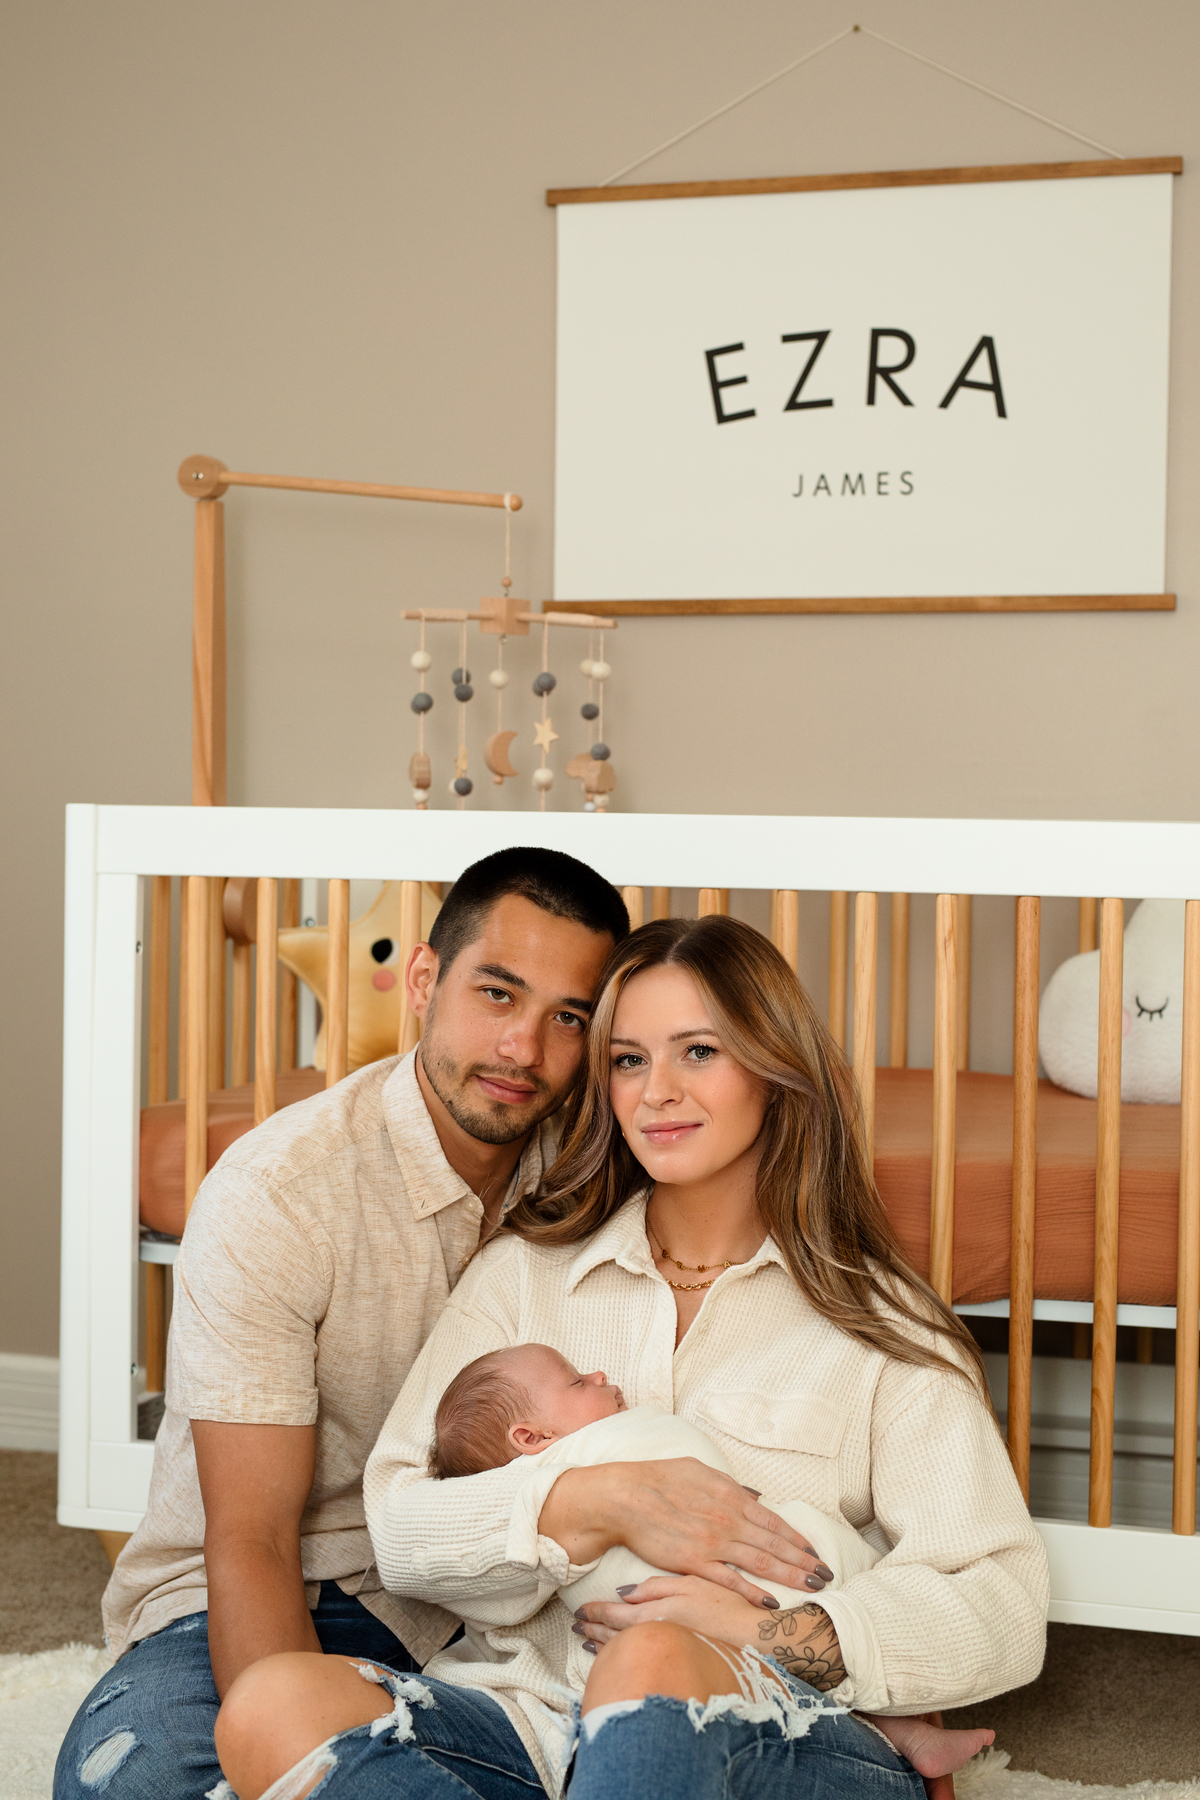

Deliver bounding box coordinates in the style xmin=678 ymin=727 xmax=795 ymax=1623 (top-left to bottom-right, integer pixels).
xmin=503 ymin=915 xmax=987 ymax=1389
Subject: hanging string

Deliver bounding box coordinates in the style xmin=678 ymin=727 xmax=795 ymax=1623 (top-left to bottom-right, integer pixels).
xmin=503 ymin=494 xmax=513 ymax=589
xmin=600 ymin=21 xmax=1122 ymax=186
xmin=539 ymin=617 xmax=551 ymax=814
xmin=418 ymin=616 xmax=427 ymax=757
xmin=457 ymin=618 xmax=468 ymax=810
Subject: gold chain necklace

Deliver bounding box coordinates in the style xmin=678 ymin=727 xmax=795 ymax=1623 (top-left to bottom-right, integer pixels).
xmin=647 ymin=1218 xmax=736 ymax=1292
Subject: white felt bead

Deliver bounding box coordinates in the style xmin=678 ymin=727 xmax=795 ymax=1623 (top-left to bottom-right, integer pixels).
xmin=579 ymin=658 xmax=595 ymax=677
xmin=412 ymin=787 xmax=430 ymax=803
xmin=584 ymin=801 xmax=596 ymax=812
xmin=532 ymin=767 xmax=555 ymax=791
xmin=410 ymin=649 xmax=432 ymax=671
xmin=590 ymin=660 xmax=612 ymax=681
xmin=488 ymin=667 xmax=510 ymax=689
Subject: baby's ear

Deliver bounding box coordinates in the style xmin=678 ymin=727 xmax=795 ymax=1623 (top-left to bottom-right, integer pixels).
xmin=508 ymin=1422 xmax=554 ymax=1455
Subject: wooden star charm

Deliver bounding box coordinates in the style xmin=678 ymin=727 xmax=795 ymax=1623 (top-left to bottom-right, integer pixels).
xmin=533 ymin=717 xmax=559 ymax=751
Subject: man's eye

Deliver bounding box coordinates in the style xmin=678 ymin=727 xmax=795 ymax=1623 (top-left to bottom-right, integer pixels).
xmin=483 ymin=988 xmax=512 ymax=1004
xmin=554 ymin=1011 xmax=584 ymax=1030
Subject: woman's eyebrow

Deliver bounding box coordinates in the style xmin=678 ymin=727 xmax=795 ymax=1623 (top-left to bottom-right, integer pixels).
xmin=668 ymin=1027 xmax=719 ymax=1041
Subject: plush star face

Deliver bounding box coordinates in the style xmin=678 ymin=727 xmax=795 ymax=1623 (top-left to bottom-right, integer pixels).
xmin=1039 ymin=899 xmax=1186 ymax=1103
xmin=277 ymin=881 xmax=442 ymax=1072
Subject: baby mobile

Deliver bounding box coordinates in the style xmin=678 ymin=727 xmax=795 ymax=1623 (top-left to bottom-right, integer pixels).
xmin=403 ymin=498 xmax=617 ymax=812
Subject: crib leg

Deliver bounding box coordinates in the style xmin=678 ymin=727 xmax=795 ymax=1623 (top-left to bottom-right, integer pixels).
xmin=95 ymin=1531 xmax=132 ymax=1569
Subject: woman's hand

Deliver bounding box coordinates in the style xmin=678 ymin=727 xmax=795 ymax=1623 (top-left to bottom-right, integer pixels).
xmin=573 ymin=1575 xmax=764 ymax=1653
xmin=574 ymin=1578 xmax=848 ymax=1694
xmin=538 ymin=1459 xmax=833 ymax=1606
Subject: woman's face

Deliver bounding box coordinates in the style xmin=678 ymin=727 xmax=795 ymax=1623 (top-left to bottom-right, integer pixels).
xmin=608 ymin=964 xmax=769 ymax=1187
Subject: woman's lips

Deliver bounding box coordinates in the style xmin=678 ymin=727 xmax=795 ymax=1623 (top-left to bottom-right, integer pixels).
xmin=641 ymin=1122 xmax=702 ymax=1144
xmin=474 ymin=1073 xmax=537 ymax=1104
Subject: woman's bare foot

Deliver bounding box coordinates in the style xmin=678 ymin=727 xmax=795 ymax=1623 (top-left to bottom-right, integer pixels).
xmin=866 ymin=1714 xmax=995 ymax=1778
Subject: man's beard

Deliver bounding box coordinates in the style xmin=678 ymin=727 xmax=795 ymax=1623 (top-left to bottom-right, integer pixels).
xmin=418 ymin=1029 xmax=558 ymax=1146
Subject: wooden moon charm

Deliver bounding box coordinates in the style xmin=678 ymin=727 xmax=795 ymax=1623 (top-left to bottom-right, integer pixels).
xmin=484 ymin=729 xmax=518 ymax=784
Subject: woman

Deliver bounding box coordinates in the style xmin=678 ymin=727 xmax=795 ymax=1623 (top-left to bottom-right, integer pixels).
xmin=215 ymin=916 xmax=1047 ymax=1800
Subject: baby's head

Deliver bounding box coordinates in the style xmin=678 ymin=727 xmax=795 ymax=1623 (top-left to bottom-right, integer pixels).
xmin=430 ymin=1344 xmax=625 ymax=1480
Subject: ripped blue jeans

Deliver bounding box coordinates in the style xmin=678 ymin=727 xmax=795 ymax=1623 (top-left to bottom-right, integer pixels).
xmin=253 ymin=1656 xmax=927 ymax=1800
xmin=52 ymin=1584 xmax=422 ymax=1800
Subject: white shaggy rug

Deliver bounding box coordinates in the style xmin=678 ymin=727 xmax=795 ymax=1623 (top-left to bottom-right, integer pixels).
xmin=0 ymin=1648 xmax=1197 ymax=1800
xmin=0 ymin=1644 xmax=111 ymax=1800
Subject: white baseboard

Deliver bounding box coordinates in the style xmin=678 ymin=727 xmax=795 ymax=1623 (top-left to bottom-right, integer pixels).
xmin=0 ymin=1352 xmax=59 ymax=1450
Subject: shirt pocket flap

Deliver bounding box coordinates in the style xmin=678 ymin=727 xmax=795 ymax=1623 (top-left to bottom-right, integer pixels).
xmin=697 ymin=1390 xmax=846 ymax=1458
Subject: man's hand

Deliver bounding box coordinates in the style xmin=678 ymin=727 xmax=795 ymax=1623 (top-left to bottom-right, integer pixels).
xmin=193 ymin=1420 xmax=320 ymax=1698
xmin=536 ymin=1457 xmax=834 ymax=1606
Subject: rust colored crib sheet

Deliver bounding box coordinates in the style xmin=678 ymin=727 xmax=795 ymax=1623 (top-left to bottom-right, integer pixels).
xmin=139 ymin=1068 xmax=326 ymax=1236
xmin=874 ymin=1068 xmax=1182 ymax=1306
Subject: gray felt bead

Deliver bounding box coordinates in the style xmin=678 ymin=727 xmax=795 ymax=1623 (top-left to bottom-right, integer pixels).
xmin=590 ymin=742 xmax=610 ymax=760
xmin=453 ymin=776 xmax=473 ymax=796
xmin=454 ymin=682 xmax=474 ymax=702
xmin=452 ymin=667 xmax=471 ymax=684
xmin=581 ymin=702 xmax=600 ymax=720
xmin=411 ymin=692 xmax=434 ymax=714
xmin=532 ymin=671 xmax=557 ymax=695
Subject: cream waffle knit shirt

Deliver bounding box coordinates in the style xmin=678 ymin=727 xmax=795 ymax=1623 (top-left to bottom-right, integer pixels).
xmin=365 ymin=1195 xmax=1048 ymax=1794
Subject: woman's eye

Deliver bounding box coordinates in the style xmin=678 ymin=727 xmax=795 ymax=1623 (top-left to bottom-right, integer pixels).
xmin=612 ymin=1053 xmax=644 ymax=1071
xmin=685 ymin=1043 xmax=718 ymax=1062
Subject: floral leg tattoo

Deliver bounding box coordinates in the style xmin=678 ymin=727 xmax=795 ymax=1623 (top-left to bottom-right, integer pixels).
xmin=756 ymin=1601 xmax=846 ymax=1692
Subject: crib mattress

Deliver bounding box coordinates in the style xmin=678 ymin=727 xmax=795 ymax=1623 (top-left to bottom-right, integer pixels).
xmin=139 ymin=1065 xmax=1183 ymax=1306
xmin=874 ymin=1068 xmax=1181 ymax=1307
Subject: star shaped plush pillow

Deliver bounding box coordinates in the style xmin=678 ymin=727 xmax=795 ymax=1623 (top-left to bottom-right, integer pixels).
xmin=277 ymin=881 xmax=442 ymax=1072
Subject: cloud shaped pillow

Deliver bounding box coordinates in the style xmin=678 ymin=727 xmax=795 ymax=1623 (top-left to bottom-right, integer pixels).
xmin=1039 ymin=898 xmax=1184 ymax=1103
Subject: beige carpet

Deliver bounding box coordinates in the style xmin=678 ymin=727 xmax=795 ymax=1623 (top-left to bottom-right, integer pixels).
xmin=2 ymin=1450 xmax=1198 ymax=1792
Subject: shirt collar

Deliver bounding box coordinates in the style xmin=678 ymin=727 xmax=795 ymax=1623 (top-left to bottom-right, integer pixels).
xmin=382 ymin=1049 xmax=553 ymax=1223
xmin=565 ymin=1191 xmax=789 ymax=1293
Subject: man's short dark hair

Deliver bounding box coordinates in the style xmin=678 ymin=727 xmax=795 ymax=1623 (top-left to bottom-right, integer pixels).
xmin=428 ymin=847 xmax=629 ymax=973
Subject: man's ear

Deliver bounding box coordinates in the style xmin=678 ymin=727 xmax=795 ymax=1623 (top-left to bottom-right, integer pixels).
xmin=507 ymin=1422 xmax=553 ymax=1456
xmin=406 ymin=942 xmax=439 ymax=1021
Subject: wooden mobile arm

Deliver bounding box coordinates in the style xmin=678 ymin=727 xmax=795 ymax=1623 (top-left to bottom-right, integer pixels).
xmin=178 ymin=456 xmax=525 ymax=806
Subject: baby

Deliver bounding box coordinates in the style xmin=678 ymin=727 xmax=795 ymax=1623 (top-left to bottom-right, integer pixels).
xmin=430 ymin=1343 xmax=994 ymax=1785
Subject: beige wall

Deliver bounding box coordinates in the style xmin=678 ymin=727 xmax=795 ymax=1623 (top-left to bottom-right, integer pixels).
xmin=2 ymin=0 xmax=1196 ymax=1355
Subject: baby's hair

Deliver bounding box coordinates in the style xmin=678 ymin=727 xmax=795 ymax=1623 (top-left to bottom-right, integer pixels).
xmin=430 ymin=1350 xmax=534 ymax=1480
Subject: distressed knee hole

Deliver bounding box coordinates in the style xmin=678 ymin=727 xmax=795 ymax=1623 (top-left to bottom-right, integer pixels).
xmin=85 ymin=1680 xmax=132 ymax=1716
xmin=79 ymin=1730 xmax=140 ymax=1788
xmin=581 ymin=1698 xmax=644 ymax=1741
xmin=354 ymin=1664 xmax=436 ymax=1745
xmin=204 ymin=1782 xmax=236 ymax=1800
xmin=257 ymin=1744 xmax=338 ymax=1800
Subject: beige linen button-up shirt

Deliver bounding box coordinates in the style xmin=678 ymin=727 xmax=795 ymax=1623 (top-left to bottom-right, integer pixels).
xmin=364 ymin=1195 xmax=1048 ymax=1795
xmin=103 ymin=1051 xmax=553 ymax=1660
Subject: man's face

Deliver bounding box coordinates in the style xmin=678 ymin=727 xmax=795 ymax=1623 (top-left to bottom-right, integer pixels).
xmin=412 ymin=893 xmax=614 ymax=1146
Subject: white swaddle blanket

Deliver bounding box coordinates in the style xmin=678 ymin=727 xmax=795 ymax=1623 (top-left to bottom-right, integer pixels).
xmin=526 ymin=1405 xmax=879 ymax=1619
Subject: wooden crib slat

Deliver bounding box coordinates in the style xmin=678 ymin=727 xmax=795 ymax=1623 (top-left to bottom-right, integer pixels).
xmin=889 ymin=893 xmax=910 ymax=1069
xmin=1009 ymin=896 xmax=1040 ymax=1500
xmin=396 ymin=880 xmax=423 ymax=1055
xmin=829 ymin=892 xmax=849 ymax=1051
xmin=206 ymin=876 xmax=226 ymax=1091
xmin=148 ymin=876 xmax=172 ymax=1106
xmin=853 ymin=894 xmax=878 ymax=1165
xmin=254 ymin=878 xmax=278 ymax=1124
xmin=144 ymin=1264 xmax=167 ymax=1394
xmin=774 ymin=890 xmax=800 ymax=973
xmin=223 ymin=874 xmax=258 ymax=1091
xmin=327 ymin=880 xmax=351 ymax=1085
xmin=930 ymin=893 xmax=958 ymax=1304
xmin=1089 ymin=896 xmax=1124 ymax=1528
xmin=184 ymin=876 xmax=210 ymax=1218
xmin=698 ymin=889 xmax=730 ymax=916
xmin=278 ymin=878 xmax=300 ymax=1071
xmin=651 ymin=887 xmax=671 ymax=920
xmin=956 ymin=895 xmax=973 ymax=1072
xmin=1173 ymin=899 xmax=1200 ymax=1536
xmin=1079 ymin=897 xmax=1099 ymax=954
xmin=622 ymin=886 xmax=645 ymax=928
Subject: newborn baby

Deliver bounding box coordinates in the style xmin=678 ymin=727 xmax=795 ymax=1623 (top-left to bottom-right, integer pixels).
xmin=431 ymin=1343 xmax=993 ymax=1783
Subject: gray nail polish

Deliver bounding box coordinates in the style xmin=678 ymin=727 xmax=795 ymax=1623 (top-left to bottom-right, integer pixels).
xmin=815 ymin=1563 xmax=835 ymax=1581
xmin=742 ymin=1486 xmax=762 ymax=1498
xmin=574 ymin=1607 xmax=587 ymax=1620
xmin=571 ymin=1622 xmax=587 ymax=1636
xmin=615 ymin=1585 xmax=636 ymax=1597
xmin=805 ymin=1574 xmax=827 ymax=1590
xmin=761 ymin=1595 xmax=780 ymax=1609
xmin=583 ymin=1640 xmax=598 ymax=1655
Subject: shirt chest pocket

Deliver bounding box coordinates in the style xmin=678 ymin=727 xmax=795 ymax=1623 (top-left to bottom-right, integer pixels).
xmin=695 ymin=1390 xmax=846 ymax=1497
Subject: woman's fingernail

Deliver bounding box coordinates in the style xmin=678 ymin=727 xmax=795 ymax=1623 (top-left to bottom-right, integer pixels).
xmin=574 ymin=1608 xmax=588 ymax=1620
xmin=805 ymin=1575 xmax=827 ymax=1590
xmin=583 ymin=1640 xmax=598 ymax=1655
xmin=761 ymin=1595 xmax=780 ymax=1609
xmin=742 ymin=1486 xmax=763 ymax=1498
xmin=615 ymin=1585 xmax=637 ymax=1597
xmin=571 ymin=1622 xmax=587 ymax=1636
xmin=815 ymin=1564 xmax=835 ymax=1581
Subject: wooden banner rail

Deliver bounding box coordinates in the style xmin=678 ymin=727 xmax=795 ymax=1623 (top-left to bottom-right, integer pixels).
xmin=545 ymin=595 xmax=1175 ymax=617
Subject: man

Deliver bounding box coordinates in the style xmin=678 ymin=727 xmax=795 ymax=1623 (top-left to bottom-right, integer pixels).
xmin=56 ymin=848 xmax=628 ymax=1800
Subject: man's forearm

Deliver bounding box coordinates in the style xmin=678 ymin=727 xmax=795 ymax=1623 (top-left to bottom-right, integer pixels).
xmin=755 ymin=1601 xmax=846 ymax=1692
xmin=204 ymin=1535 xmax=322 ymax=1698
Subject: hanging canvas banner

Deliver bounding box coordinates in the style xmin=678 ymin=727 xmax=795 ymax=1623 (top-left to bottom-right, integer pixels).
xmin=552 ymin=170 xmax=1174 ymax=605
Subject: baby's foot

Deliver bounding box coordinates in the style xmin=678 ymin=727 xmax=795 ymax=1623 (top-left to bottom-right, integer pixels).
xmin=872 ymin=1716 xmax=995 ymax=1778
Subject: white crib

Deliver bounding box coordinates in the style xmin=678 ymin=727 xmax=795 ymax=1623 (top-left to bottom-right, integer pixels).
xmin=59 ymin=803 xmax=1200 ymax=1632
